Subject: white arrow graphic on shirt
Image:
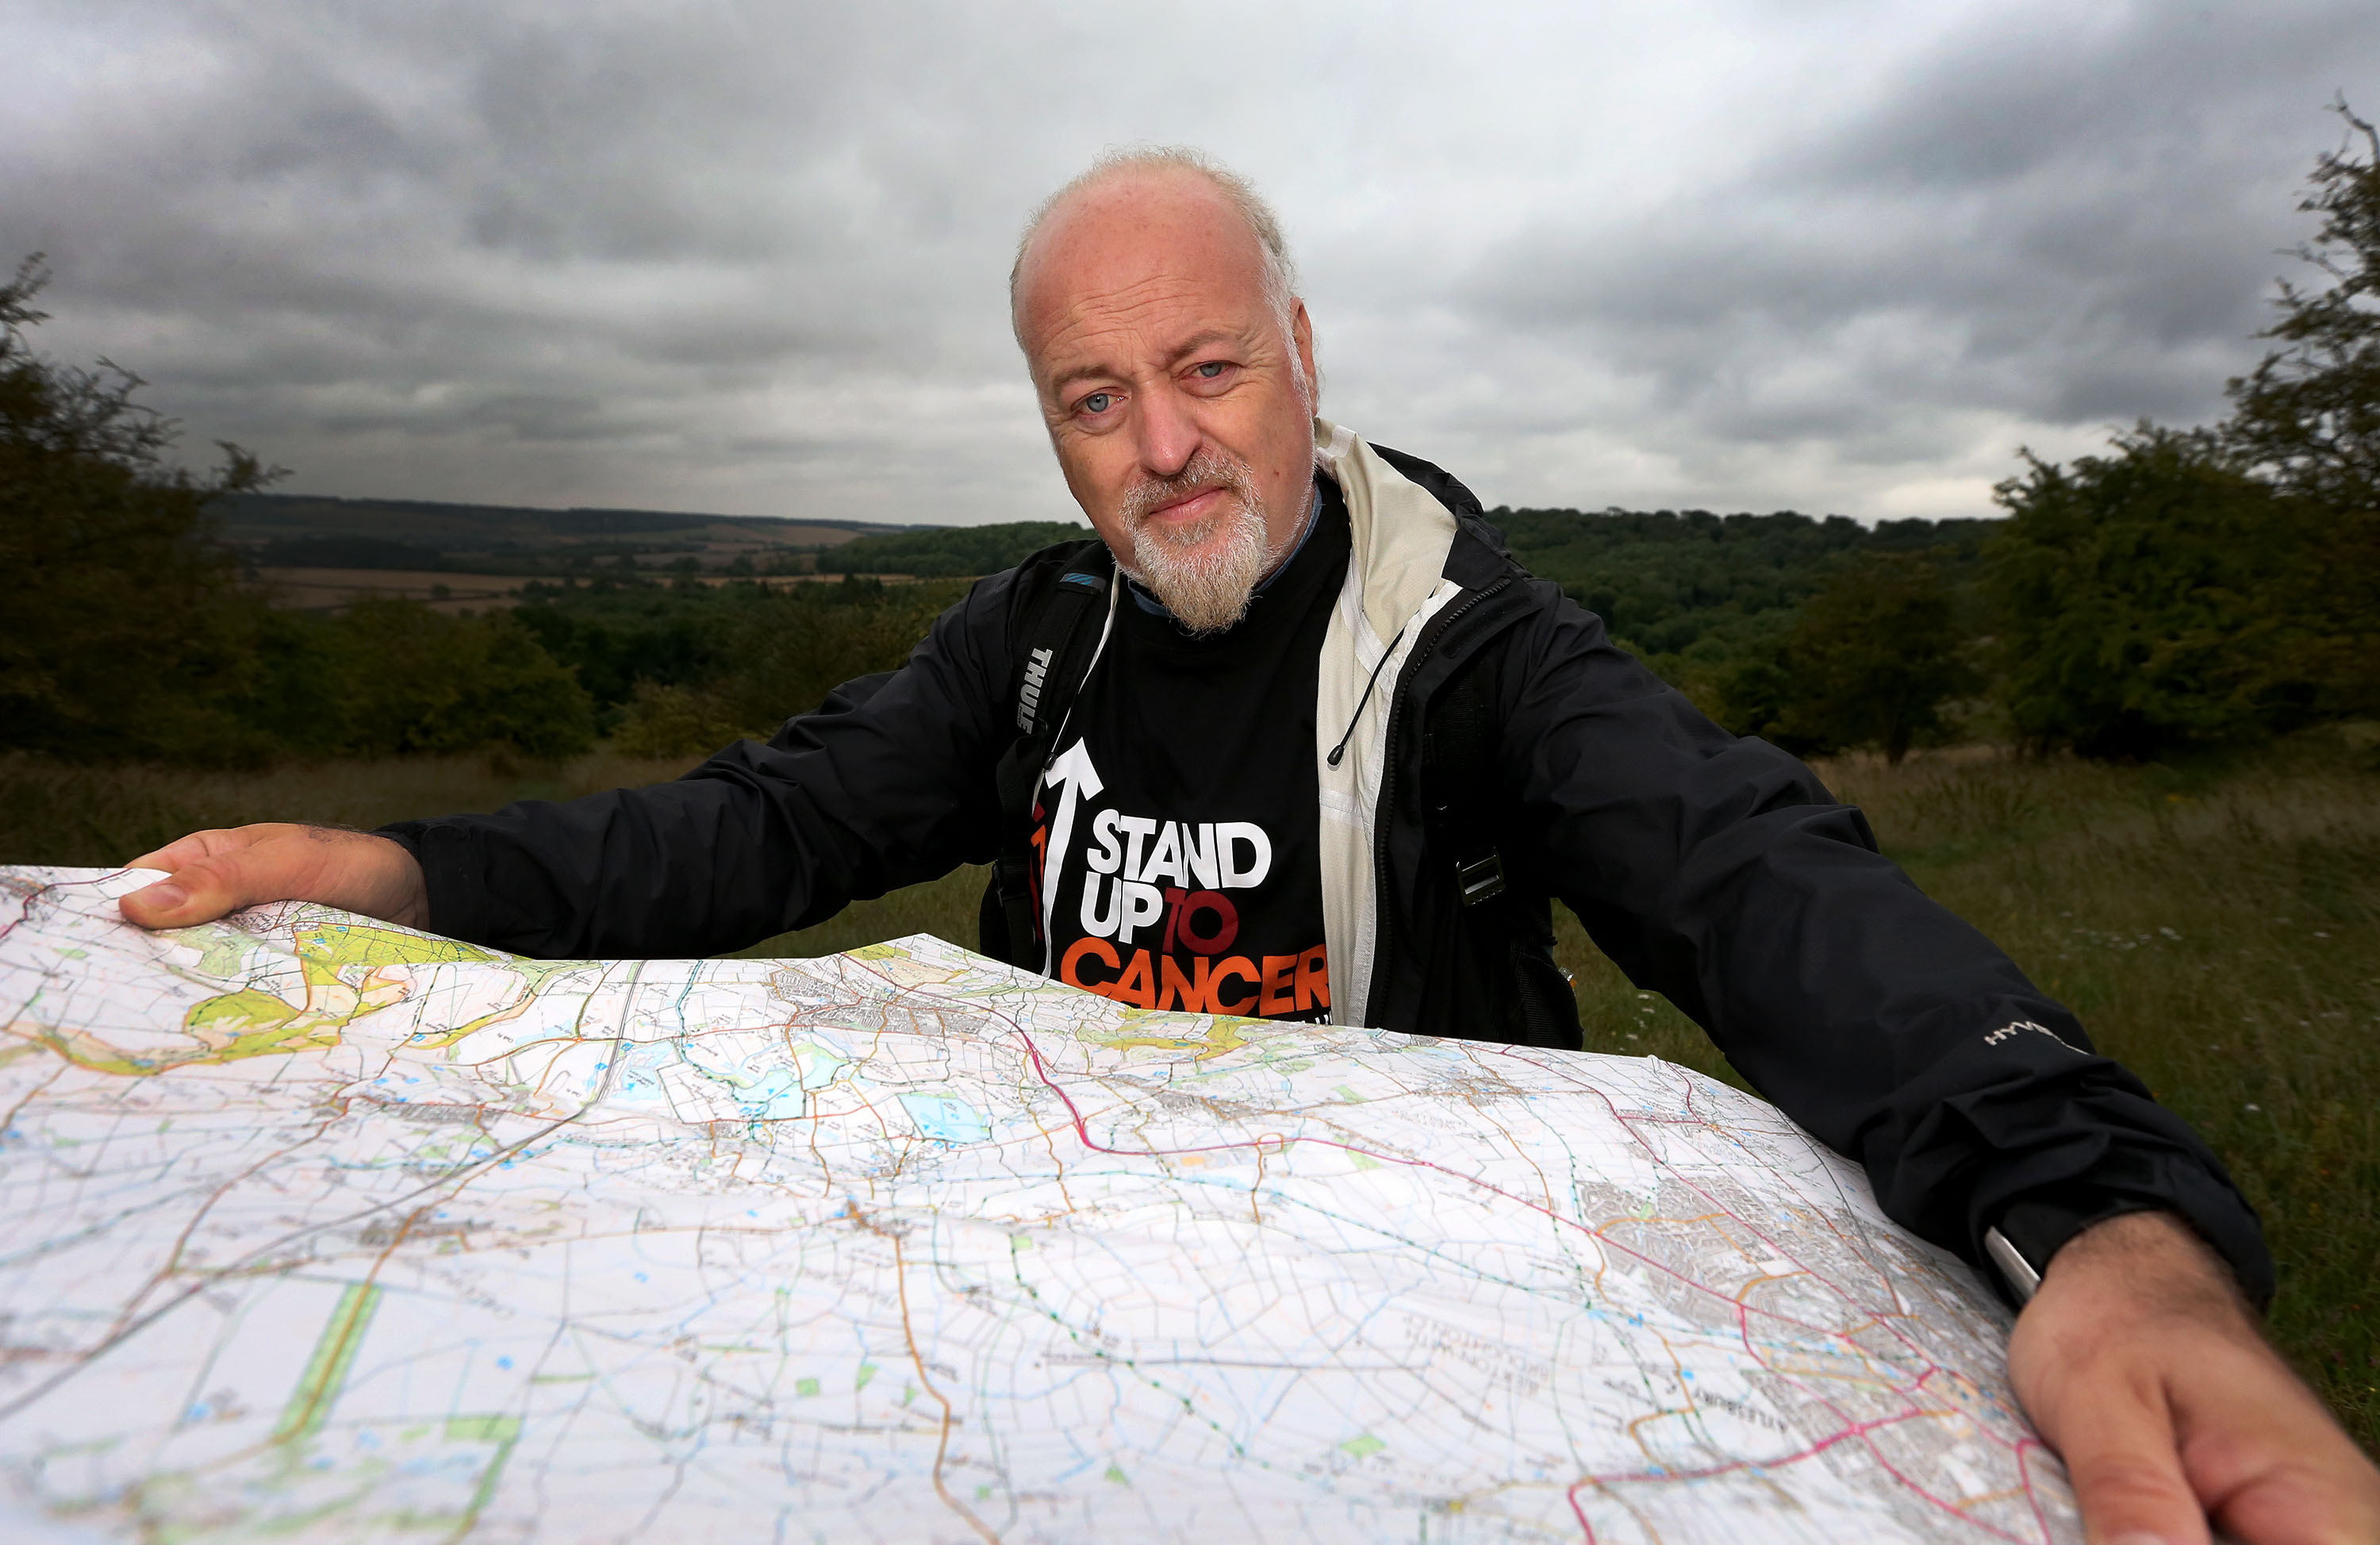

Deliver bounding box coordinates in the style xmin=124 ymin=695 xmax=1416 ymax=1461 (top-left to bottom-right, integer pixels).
xmin=1038 ymin=738 xmax=1104 ymax=974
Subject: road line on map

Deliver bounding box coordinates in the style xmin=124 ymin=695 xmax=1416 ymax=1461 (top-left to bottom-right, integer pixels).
xmin=1584 ymin=1070 xmax=2044 ymax=1542
xmin=847 ymin=1201 xmax=1002 ymax=1545
xmin=1587 ymin=1061 xmax=2051 ymax=1533
xmin=0 ymin=869 xmax=87 ymax=946
xmin=1567 ymin=1407 xmax=2033 ymax=1545
xmin=850 ymin=955 xmax=1879 ymax=1343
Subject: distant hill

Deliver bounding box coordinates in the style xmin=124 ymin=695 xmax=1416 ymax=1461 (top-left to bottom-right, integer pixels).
xmin=214 ymin=492 xmax=938 ymax=576
xmin=216 ymin=493 xmax=1998 ymax=634
xmin=254 ymin=534 xmax=453 ymax=571
xmin=1492 ymin=505 xmax=1999 ymax=661
xmin=817 ymin=521 xmax=1092 ymax=577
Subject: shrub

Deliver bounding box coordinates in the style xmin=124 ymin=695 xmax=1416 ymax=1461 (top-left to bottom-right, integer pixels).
xmin=1710 ymin=556 xmax=1977 ymax=764
xmin=240 ymin=601 xmax=595 ymax=760
xmin=0 ymin=256 xmax=278 ymax=763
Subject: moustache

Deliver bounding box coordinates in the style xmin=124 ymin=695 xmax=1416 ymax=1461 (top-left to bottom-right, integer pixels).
xmin=1119 ymin=450 xmax=1259 ymax=532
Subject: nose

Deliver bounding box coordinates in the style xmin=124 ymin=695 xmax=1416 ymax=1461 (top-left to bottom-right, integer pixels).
xmin=1134 ymin=378 xmax=1202 ymax=480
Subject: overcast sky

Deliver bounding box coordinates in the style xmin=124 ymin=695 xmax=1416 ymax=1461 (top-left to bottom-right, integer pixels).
xmin=6 ymin=1 xmax=2374 ymax=527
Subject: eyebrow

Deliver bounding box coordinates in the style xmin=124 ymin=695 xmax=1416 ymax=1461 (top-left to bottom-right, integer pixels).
xmin=1043 ymin=328 xmax=1246 ymax=401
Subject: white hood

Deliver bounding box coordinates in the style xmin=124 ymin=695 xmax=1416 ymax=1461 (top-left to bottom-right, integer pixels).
xmin=1310 ymin=419 xmax=1463 ymax=1024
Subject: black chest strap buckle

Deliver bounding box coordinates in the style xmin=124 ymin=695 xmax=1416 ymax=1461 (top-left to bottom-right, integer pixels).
xmin=1456 ymin=852 xmax=1507 ymax=906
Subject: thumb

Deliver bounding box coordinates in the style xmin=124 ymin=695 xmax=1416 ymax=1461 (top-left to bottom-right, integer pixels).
xmin=120 ymin=855 xmax=268 ymax=929
xmin=118 ymin=825 xmax=313 ymax=929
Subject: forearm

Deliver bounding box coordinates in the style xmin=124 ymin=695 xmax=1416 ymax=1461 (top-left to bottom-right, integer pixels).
xmin=380 ymin=763 xmax=870 ymax=958
xmin=379 ymin=609 xmax=1016 ymax=959
xmin=1603 ymin=794 xmax=2272 ymax=1300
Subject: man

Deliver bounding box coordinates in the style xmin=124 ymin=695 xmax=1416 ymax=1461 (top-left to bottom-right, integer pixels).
xmin=123 ymin=150 xmax=2378 ymax=1541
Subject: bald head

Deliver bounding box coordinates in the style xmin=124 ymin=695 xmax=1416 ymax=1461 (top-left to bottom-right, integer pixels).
xmin=1011 ymin=148 xmax=1299 ymax=357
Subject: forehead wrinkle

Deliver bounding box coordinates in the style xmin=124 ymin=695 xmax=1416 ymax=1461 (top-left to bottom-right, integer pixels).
xmin=1038 ymin=283 xmax=1276 ymax=388
xmin=1031 ymin=272 xmax=1271 ymax=392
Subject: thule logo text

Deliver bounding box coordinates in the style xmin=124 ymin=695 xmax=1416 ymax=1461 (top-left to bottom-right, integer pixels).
xmin=1016 ymin=646 xmax=1054 ymax=732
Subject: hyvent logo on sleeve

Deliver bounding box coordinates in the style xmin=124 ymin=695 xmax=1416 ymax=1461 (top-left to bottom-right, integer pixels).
xmin=1037 ymin=740 xmax=1330 ymax=1021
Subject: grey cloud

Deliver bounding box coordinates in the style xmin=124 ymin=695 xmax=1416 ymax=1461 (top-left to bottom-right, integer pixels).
xmin=4 ymin=0 xmax=2374 ymax=524
xmin=1434 ymin=1 xmax=2380 ymax=513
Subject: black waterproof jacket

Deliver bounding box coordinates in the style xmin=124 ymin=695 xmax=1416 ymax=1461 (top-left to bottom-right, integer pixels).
xmin=383 ymin=445 xmax=2273 ymax=1305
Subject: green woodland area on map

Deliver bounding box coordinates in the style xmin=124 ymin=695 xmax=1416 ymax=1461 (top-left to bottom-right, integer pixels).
xmin=2 ymin=115 xmax=2377 ymax=1447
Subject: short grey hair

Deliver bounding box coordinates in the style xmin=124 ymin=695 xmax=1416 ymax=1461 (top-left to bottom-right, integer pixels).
xmin=1009 ymin=145 xmax=1301 ymax=355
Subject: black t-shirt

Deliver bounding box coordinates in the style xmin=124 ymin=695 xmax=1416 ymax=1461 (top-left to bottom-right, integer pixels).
xmin=1032 ymin=478 xmax=1349 ymax=1022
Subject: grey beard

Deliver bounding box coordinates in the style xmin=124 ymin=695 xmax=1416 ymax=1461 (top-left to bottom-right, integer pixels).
xmin=1117 ymin=451 xmax=1280 ymax=636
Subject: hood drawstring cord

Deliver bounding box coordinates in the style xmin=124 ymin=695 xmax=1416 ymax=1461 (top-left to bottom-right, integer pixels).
xmin=1326 ymin=625 xmax=1407 ymax=768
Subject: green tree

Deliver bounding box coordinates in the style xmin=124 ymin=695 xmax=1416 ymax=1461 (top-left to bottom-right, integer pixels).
xmin=611 ymin=578 xmax=962 ymax=755
xmin=1712 ymin=555 xmax=1975 ymax=763
xmin=816 ymin=521 xmax=1088 ymax=578
xmin=2226 ymin=102 xmax=2380 ymax=513
xmin=700 ymin=579 xmax=957 ymax=733
xmin=1985 ymin=427 xmax=2316 ymax=759
xmin=2 ymin=255 xmax=600 ymax=766
xmin=0 ymin=255 xmax=278 ymax=760
xmin=1785 ymin=554 xmax=1975 ymax=764
xmin=2222 ymin=101 xmax=2380 ymax=717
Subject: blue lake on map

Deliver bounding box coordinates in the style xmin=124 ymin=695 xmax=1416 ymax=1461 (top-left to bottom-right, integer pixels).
xmin=899 ymin=1092 xmax=990 ymax=1143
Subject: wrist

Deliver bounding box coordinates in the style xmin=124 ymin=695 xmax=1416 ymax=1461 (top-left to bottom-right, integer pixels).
xmin=1983 ymin=1187 xmax=2163 ymax=1305
xmin=357 ymin=828 xmax=432 ymax=929
xmin=2029 ymin=1210 xmax=2255 ymax=1328
xmin=298 ymin=826 xmax=428 ymax=929
xmin=370 ymin=838 xmax=431 ymax=929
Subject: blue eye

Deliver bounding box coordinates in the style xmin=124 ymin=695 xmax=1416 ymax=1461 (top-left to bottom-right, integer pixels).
xmin=1196 ymin=362 xmax=1225 ymax=379
xmin=1081 ymin=392 xmax=1114 ymax=414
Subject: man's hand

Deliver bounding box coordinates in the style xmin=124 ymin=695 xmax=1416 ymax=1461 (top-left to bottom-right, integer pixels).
xmin=2007 ymin=1210 xmax=2380 ymax=1544
xmin=118 ymin=824 xmax=429 ymax=932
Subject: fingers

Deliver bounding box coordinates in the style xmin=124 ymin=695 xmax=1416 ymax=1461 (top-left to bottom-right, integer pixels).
xmin=125 ymin=827 xmax=255 ymax=874
xmin=2176 ymin=1342 xmax=2380 ymax=1545
xmin=120 ymin=861 xmax=247 ymax=928
xmin=2007 ymin=1212 xmax=2227 ymax=1543
xmin=2033 ymin=1366 xmax=2209 ymax=1545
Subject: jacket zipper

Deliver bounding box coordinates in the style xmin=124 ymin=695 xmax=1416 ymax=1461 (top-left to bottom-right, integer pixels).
xmin=1365 ymin=573 xmax=1514 ymax=1026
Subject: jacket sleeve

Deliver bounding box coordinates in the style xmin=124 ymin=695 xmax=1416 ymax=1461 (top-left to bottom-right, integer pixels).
xmin=1495 ymin=578 xmax=2273 ymax=1302
xmin=377 ymin=573 xmax=1018 ymax=959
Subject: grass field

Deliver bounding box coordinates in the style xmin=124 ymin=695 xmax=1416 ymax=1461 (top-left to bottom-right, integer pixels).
xmin=3 ymin=736 xmax=2374 ymax=1447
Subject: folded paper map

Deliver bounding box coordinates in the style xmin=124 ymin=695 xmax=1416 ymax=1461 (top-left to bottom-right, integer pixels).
xmin=0 ymin=867 xmax=2076 ymax=1543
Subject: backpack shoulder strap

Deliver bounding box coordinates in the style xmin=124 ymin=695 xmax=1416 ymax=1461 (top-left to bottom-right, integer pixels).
xmin=1422 ymin=647 xmax=1581 ymax=1047
xmin=981 ymin=546 xmax=1115 ymax=967
xmin=1423 ymin=659 xmax=1507 ymax=907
